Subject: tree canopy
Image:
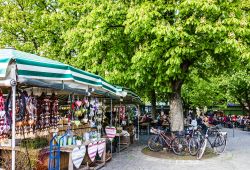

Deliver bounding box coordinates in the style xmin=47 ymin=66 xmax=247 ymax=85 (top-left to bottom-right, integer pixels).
xmin=0 ymin=0 xmax=249 ymax=130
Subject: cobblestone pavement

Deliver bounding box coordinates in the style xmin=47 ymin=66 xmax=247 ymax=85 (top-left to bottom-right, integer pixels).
xmin=102 ymin=128 xmax=250 ymax=170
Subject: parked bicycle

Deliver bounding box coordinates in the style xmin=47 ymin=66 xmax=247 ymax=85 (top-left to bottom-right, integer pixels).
xmin=147 ymin=127 xmax=188 ymax=155
xmin=188 ymin=126 xmax=204 ymax=156
xmin=196 ymin=127 xmax=227 ymax=159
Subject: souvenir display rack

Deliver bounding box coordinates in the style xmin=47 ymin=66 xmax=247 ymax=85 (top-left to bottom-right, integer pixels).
xmin=0 ymin=48 xmax=142 ymax=170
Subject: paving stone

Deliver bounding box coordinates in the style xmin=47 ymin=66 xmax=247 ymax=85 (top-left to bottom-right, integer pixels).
xmin=102 ymin=128 xmax=250 ymax=170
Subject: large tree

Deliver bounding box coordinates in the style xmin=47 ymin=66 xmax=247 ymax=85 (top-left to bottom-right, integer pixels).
xmin=0 ymin=0 xmax=75 ymax=62
xmin=227 ymin=69 xmax=250 ymax=115
xmin=61 ymin=0 xmax=160 ymax=118
xmin=0 ymin=0 xmax=249 ymax=131
xmin=182 ymin=76 xmax=227 ymax=110
xmin=123 ymin=0 xmax=249 ymax=131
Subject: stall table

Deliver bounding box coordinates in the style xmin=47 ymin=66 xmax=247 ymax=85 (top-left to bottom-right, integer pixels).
xmin=60 ymin=139 xmax=106 ymax=170
xmin=115 ymin=133 xmax=130 ymax=152
xmin=0 ymin=139 xmax=106 ymax=170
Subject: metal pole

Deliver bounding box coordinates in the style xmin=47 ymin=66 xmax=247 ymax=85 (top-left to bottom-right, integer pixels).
xmin=233 ymin=122 xmax=235 ymax=138
xmin=118 ymin=98 xmax=121 ymax=153
xmin=137 ymin=105 xmax=140 ymax=141
xmin=11 ymin=80 xmax=16 ymax=170
xmin=110 ymin=95 xmax=113 ymax=157
xmin=110 ymin=97 xmax=112 ymax=127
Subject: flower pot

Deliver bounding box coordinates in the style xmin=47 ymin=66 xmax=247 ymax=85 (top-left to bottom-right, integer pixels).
xmin=76 ymin=140 xmax=82 ymax=145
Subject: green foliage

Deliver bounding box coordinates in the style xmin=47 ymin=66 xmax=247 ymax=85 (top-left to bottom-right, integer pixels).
xmin=0 ymin=0 xmax=249 ymax=111
xmin=182 ymin=59 xmax=250 ymax=113
xmin=20 ymin=137 xmax=48 ymax=149
xmin=125 ymin=0 xmax=249 ymax=89
xmin=0 ymin=0 xmax=73 ymax=62
xmin=227 ymin=68 xmax=250 ymax=114
xmin=182 ymin=75 xmax=227 ymax=108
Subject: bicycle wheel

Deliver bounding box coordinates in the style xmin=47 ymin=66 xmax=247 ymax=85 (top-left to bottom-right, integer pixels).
xmin=148 ymin=135 xmax=164 ymax=152
xmin=171 ymin=137 xmax=188 ymax=155
xmin=188 ymin=137 xmax=200 ymax=156
xmin=197 ymin=138 xmax=207 ymax=160
xmin=214 ymin=135 xmax=227 ymax=154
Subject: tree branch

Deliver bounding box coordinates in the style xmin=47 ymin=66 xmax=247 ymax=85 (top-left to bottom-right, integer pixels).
xmin=236 ymin=97 xmax=250 ymax=114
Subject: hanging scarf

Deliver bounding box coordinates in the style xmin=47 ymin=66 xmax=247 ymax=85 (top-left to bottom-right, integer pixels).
xmin=0 ymin=89 xmax=10 ymax=136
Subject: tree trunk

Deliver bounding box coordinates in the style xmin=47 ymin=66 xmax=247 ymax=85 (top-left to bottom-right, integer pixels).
xmin=150 ymin=90 xmax=157 ymax=120
xmin=170 ymin=80 xmax=184 ymax=132
xmin=237 ymin=98 xmax=250 ymax=116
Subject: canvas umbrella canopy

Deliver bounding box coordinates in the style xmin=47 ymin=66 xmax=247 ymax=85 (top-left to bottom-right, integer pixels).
xmin=115 ymin=86 xmax=142 ymax=104
xmin=0 ymin=48 xmax=143 ymax=170
xmin=0 ymin=48 xmax=122 ymax=96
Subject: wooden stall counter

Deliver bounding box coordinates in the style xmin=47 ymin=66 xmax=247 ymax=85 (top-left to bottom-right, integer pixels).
xmin=60 ymin=139 xmax=106 ymax=170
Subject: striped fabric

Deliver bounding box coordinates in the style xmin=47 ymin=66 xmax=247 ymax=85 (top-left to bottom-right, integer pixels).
xmin=72 ymin=146 xmax=86 ymax=169
xmin=0 ymin=49 xmax=121 ymax=95
xmin=115 ymin=86 xmax=142 ymax=103
xmin=97 ymin=140 xmax=106 ymax=157
xmin=105 ymin=127 xmax=116 ymax=141
xmin=88 ymin=142 xmax=98 ymax=162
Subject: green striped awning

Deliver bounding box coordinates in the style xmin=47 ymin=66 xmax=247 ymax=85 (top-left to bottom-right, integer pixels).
xmin=115 ymin=86 xmax=142 ymax=104
xmin=0 ymin=49 xmax=122 ymax=95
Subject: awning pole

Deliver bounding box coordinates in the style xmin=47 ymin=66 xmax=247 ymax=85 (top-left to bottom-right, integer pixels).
xmin=137 ymin=105 xmax=140 ymax=141
xmin=118 ymin=98 xmax=121 ymax=153
xmin=11 ymin=79 xmax=16 ymax=170
xmin=110 ymin=95 xmax=113 ymax=157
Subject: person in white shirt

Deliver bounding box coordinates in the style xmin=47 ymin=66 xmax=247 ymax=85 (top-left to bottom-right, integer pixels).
xmin=189 ymin=116 xmax=198 ymax=130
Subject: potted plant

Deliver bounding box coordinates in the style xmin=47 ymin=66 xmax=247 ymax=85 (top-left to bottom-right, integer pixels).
xmin=75 ymin=136 xmax=82 ymax=145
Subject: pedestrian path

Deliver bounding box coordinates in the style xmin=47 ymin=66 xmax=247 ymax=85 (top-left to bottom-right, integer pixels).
xmin=102 ymin=128 xmax=250 ymax=170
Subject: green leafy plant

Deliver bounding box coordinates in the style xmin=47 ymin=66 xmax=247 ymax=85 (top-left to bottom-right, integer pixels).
xmin=75 ymin=136 xmax=82 ymax=140
xmin=20 ymin=137 xmax=49 ymax=149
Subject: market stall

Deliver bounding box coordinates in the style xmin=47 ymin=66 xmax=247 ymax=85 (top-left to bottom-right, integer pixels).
xmin=0 ymin=48 xmax=135 ymax=170
xmin=103 ymin=87 xmax=142 ymax=153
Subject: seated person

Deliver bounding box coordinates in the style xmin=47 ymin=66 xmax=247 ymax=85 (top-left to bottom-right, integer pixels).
xmin=197 ymin=116 xmax=208 ymax=134
xmin=189 ymin=116 xmax=198 ymax=130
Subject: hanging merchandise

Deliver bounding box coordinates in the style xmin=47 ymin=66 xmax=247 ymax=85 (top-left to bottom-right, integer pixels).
xmin=4 ymin=91 xmax=12 ymax=123
xmin=26 ymin=92 xmax=37 ymax=138
xmin=97 ymin=140 xmax=105 ymax=157
xmin=105 ymin=127 xmax=116 ymax=141
xmin=36 ymin=92 xmax=46 ymax=136
xmin=43 ymin=96 xmax=51 ymax=136
xmin=82 ymin=114 xmax=88 ymax=124
xmin=14 ymin=89 xmax=27 ymax=138
xmin=89 ymin=107 xmax=94 ymax=119
xmin=74 ymin=96 xmax=84 ymax=118
xmin=89 ymin=98 xmax=96 ymax=127
xmin=89 ymin=120 xmax=95 ymax=128
xmin=81 ymin=97 xmax=89 ymax=123
xmin=72 ymin=146 xmax=86 ymax=169
xmin=101 ymin=102 xmax=107 ymax=121
xmin=50 ymin=93 xmax=59 ymax=131
xmin=16 ymin=89 xmax=27 ymax=122
xmin=93 ymin=98 xmax=99 ymax=115
xmin=81 ymin=98 xmax=88 ymax=114
xmin=87 ymin=142 xmax=98 ymax=162
xmin=0 ymin=89 xmax=10 ymax=142
xmin=95 ymin=98 xmax=103 ymax=138
xmin=89 ymin=99 xmax=95 ymax=117
xmin=120 ymin=106 xmax=126 ymax=126
xmin=65 ymin=94 xmax=72 ymax=126
xmin=83 ymin=97 xmax=89 ymax=107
